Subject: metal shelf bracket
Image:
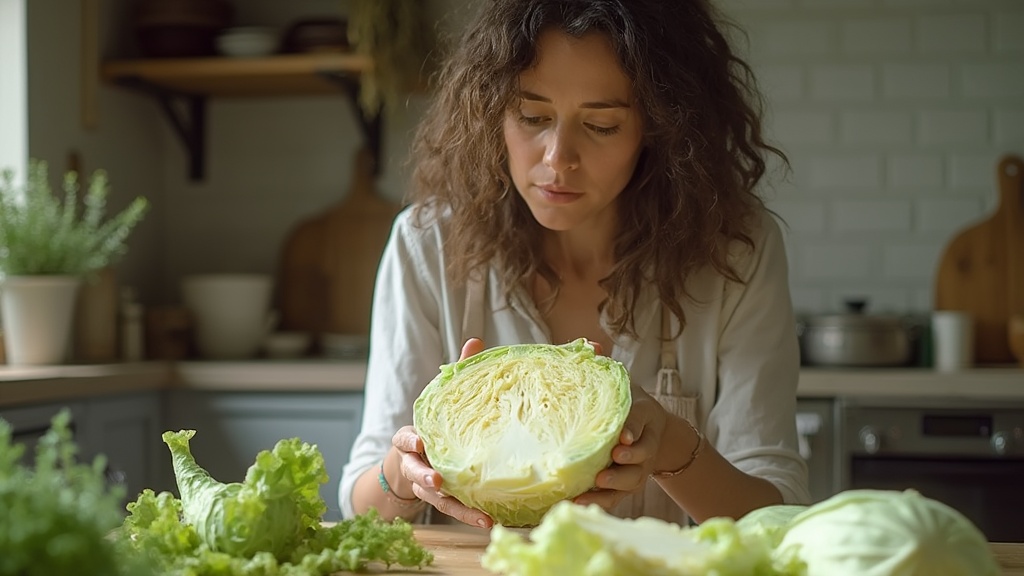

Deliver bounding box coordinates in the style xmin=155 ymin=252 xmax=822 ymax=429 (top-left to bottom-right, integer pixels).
xmin=113 ymin=76 xmax=207 ymax=181
xmin=112 ymin=73 xmax=382 ymax=181
xmin=316 ymin=71 xmax=382 ymax=176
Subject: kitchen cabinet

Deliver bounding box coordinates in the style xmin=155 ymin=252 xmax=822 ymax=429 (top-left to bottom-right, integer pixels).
xmin=0 ymin=401 xmax=86 ymax=465
xmin=164 ymin=389 xmax=364 ymax=521
xmin=101 ymin=53 xmax=380 ymax=181
xmin=0 ymin=391 xmax=162 ymax=510
xmin=78 ymin=392 xmax=165 ymax=503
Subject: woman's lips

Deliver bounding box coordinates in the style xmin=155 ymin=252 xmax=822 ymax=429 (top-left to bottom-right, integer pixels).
xmin=537 ymin=185 xmax=582 ymax=204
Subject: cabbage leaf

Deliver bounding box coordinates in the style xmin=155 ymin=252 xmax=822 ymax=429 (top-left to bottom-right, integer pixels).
xmin=481 ymin=500 xmax=803 ymax=576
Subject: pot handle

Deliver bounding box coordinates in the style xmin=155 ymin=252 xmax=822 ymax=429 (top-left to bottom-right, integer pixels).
xmin=844 ymin=298 xmax=868 ymax=314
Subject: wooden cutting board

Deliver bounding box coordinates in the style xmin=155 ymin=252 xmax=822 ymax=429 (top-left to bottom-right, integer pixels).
xmin=935 ymin=154 xmax=1024 ymax=364
xmin=276 ymin=147 xmax=403 ymax=339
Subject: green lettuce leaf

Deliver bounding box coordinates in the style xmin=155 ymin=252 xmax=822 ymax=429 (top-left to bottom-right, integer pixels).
xmin=113 ymin=430 xmax=432 ymax=575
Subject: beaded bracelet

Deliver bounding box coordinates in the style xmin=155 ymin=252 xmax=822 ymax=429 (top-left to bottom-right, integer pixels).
xmin=650 ymin=419 xmax=704 ymax=479
xmin=378 ymin=461 xmax=424 ymax=509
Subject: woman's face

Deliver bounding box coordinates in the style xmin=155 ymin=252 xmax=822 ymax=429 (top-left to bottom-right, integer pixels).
xmin=503 ymin=29 xmax=644 ymax=234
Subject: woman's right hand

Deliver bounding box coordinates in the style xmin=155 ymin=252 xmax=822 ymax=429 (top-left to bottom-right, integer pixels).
xmin=390 ymin=338 xmax=494 ymax=528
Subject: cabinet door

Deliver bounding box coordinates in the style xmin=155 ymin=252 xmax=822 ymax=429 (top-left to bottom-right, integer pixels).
xmin=796 ymin=398 xmax=839 ymax=503
xmin=165 ymin=391 xmax=363 ymax=521
xmin=78 ymin=392 xmax=164 ymax=507
xmin=0 ymin=402 xmax=86 ymax=467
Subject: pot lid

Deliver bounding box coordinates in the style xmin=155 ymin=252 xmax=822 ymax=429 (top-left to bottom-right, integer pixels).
xmin=803 ymin=299 xmax=907 ymax=329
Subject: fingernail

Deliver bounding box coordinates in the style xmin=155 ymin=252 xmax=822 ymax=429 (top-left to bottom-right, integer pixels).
xmin=423 ymin=474 xmax=435 ymax=488
xmin=477 ymin=518 xmax=488 ymax=528
xmin=619 ymin=450 xmax=632 ymax=462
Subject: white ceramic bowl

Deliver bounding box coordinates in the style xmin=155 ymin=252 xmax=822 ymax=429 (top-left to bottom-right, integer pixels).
xmin=322 ymin=333 xmax=369 ymax=359
xmin=264 ymin=331 xmax=311 ymax=359
xmin=181 ymin=274 xmax=273 ymax=359
xmin=216 ymin=27 xmax=278 ymax=57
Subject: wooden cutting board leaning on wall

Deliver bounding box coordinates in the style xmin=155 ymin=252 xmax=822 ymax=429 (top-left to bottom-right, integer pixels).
xmin=276 ymin=147 xmax=403 ymax=343
xmin=935 ymin=154 xmax=1024 ymax=364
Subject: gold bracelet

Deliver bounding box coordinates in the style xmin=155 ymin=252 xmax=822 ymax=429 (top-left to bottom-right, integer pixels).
xmin=651 ymin=418 xmax=704 ymax=478
xmin=378 ymin=461 xmax=424 ymax=509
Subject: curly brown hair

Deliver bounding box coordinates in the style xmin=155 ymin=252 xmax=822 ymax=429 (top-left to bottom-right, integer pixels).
xmin=407 ymin=0 xmax=786 ymax=338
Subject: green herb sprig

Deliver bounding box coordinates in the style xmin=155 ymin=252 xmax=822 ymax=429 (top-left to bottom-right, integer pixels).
xmin=0 ymin=159 xmax=148 ymax=278
xmin=0 ymin=410 xmax=131 ymax=576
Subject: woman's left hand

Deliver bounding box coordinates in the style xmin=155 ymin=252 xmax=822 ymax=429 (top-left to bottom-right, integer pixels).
xmin=573 ymin=385 xmax=668 ymax=510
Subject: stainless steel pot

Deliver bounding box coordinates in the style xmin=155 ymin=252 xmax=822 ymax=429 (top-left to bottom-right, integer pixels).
xmin=798 ymin=300 xmax=915 ymax=367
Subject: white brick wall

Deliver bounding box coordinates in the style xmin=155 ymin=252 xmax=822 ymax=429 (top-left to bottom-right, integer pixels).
xmin=722 ymin=0 xmax=1024 ymax=314
xmin=151 ymin=0 xmax=1023 ymax=314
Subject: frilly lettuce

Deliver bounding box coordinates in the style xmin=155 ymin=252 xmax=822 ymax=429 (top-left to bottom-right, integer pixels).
xmin=115 ymin=430 xmax=432 ymax=575
xmin=162 ymin=429 xmax=325 ymax=560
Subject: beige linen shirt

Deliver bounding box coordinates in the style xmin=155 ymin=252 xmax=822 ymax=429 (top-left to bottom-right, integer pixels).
xmin=338 ymin=207 xmax=811 ymax=520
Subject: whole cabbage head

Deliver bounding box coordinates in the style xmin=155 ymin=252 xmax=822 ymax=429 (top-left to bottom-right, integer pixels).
xmin=777 ymin=489 xmax=1000 ymax=576
xmin=413 ymin=339 xmax=631 ymax=527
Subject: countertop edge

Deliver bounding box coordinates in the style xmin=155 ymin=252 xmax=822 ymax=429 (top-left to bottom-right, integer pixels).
xmin=797 ymin=367 xmax=1024 ymax=400
xmin=0 ymin=360 xmax=368 ymax=408
xmin=1 ymin=362 xmax=1021 ymax=409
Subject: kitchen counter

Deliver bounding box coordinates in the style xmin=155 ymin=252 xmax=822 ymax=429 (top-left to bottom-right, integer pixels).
xmin=398 ymin=525 xmax=1024 ymax=574
xmin=0 ymin=360 xmax=1021 ymax=409
xmin=0 ymin=361 xmax=170 ymax=407
xmin=0 ymin=359 xmax=368 ymax=408
xmin=798 ymin=366 xmax=1023 ymax=400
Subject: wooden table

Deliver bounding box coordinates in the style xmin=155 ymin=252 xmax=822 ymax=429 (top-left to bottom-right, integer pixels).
xmin=358 ymin=525 xmax=1024 ymax=574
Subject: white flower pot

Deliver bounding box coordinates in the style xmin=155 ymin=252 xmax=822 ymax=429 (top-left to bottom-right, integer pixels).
xmin=0 ymin=275 xmax=82 ymax=365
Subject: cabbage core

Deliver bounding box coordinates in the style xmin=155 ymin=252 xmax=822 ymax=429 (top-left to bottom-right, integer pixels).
xmin=413 ymin=338 xmax=631 ymax=526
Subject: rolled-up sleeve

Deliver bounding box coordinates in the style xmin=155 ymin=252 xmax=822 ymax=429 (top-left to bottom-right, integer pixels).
xmin=709 ymin=213 xmax=811 ymax=505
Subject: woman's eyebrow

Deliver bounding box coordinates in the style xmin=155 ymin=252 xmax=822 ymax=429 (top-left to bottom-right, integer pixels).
xmin=518 ymin=90 xmax=631 ymax=110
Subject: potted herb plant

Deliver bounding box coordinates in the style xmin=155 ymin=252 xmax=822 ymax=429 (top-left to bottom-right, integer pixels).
xmin=0 ymin=159 xmax=148 ymax=365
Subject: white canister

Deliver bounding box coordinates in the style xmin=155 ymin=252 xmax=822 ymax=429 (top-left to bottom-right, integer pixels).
xmin=932 ymin=310 xmax=974 ymax=372
xmin=182 ymin=274 xmax=274 ymax=359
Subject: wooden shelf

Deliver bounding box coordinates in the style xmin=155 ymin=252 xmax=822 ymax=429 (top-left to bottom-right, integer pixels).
xmin=100 ymin=53 xmax=379 ymax=181
xmin=101 ymin=53 xmax=373 ymax=97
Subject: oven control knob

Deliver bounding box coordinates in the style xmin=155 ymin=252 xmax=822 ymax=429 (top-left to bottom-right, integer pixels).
xmin=860 ymin=426 xmax=881 ymax=454
xmin=991 ymin=431 xmax=1009 ymax=455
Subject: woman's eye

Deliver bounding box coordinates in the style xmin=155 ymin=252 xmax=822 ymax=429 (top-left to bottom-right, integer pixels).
xmin=516 ymin=112 xmax=547 ymax=126
xmin=587 ymin=124 xmax=621 ymax=136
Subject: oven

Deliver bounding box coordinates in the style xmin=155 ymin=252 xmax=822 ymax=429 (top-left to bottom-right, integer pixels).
xmin=839 ymin=397 xmax=1024 ymax=543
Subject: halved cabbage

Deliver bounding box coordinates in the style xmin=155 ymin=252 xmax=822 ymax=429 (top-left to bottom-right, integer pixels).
xmin=413 ymin=338 xmax=631 ymax=526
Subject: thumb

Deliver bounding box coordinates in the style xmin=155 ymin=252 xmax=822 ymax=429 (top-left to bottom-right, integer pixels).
xmin=460 ymin=338 xmax=486 ymax=360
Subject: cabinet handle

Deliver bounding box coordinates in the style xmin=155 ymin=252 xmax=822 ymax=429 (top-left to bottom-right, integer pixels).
xmin=795 ymin=412 xmax=823 ymax=459
xmin=105 ymin=465 xmax=127 ymax=487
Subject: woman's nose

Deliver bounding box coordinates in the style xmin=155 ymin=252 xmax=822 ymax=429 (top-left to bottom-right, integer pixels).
xmin=543 ymin=126 xmax=580 ymax=172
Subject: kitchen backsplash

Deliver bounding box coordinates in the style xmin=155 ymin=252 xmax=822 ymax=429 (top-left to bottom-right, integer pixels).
xmin=49 ymin=0 xmax=1021 ymax=312
xmin=718 ymin=0 xmax=1023 ymax=315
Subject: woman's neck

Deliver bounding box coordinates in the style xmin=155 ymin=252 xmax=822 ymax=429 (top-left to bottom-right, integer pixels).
xmin=542 ymin=226 xmax=616 ymax=282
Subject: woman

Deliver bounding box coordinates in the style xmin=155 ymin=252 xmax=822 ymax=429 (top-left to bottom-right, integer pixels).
xmin=339 ymin=0 xmax=810 ymax=528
